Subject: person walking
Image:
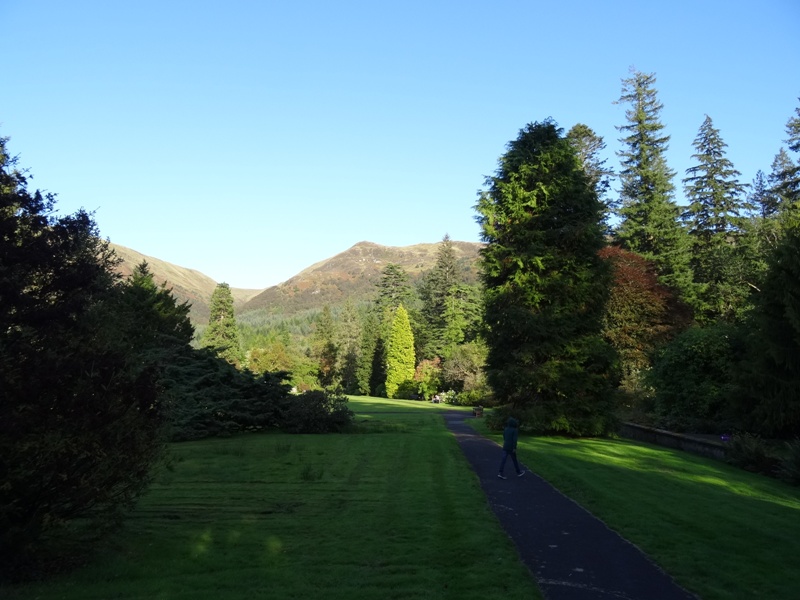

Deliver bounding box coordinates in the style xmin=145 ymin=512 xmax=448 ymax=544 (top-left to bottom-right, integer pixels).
xmin=498 ymin=417 xmax=524 ymax=479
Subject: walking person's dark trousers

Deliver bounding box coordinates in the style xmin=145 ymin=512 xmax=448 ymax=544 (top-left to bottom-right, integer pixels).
xmin=499 ymin=450 xmax=520 ymax=475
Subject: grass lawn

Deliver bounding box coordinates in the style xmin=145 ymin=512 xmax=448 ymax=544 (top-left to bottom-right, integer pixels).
xmin=472 ymin=419 xmax=800 ymax=600
xmin=3 ymin=399 xmax=540 ymax=600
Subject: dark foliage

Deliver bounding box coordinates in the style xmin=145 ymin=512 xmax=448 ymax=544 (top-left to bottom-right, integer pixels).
xmin=777 ymin=438 xmax=800 ymax=486
xmin=0 ymin=140 xmax=175 ymax=578
xmin=476 ymin=120 xmax=619 ymax=435
xmin=725 ymin=433 xmax=779 ymax=476
xmin=164 ymin=351 xmax=293 ymax=441
xmin=736 ymin=221 xmax=800 ymax=437
xmin=647 ymin=323 xmax=746 ymax=432
xmin=281 ymin=390 xmax=354 ymax=434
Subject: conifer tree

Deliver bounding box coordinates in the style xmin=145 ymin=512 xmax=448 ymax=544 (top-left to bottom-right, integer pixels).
xmin=310 ymin=305 xmax=338 ymax=389
xmin=614 ymin=69 xmax=692 ymax=297
xmin=376 ymin=263 xmax=414 ymax=312
xmin=567 ymin=123 xmax=614 ymax=228
xmin=385 ymin=305 xmax=415 ymax=399
xmin=475 ymin=119 xmax=618 ymax=434
xmin=0 ymin=137 xmax=172 ymax=572
xmin=418 ymin=234 xmax=462 ymax=357
xmin=739 ymin=220 xmax=800 ymax=437
xmin=769 ymin=148 xmax=797 ymax=212
xmin=201 ymin=283 xmax=243 ymax=367
xmin=772 ymin=100 xmax=800 ymax=210
xmin=682 ymin=115 xmax=749 ymax=322
xmin=335 ymin=299 xmax=361 ymax=393
xmin=355 ymin=309 xmax=380 ymax=395
xmin=750 ymin=169 xmax=780 ymax=219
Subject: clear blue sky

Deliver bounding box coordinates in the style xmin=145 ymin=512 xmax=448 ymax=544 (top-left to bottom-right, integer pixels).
xmin=2 ymin=0 xmax=798 ymax=289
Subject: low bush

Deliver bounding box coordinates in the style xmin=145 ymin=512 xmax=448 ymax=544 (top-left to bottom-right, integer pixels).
xmin=280 ymin=390 xmax=354 ymax=433
xmin=777 ymin=438 xmax=800 ymax=486
xmin=725 ymin=433 xmax=779 ymax=475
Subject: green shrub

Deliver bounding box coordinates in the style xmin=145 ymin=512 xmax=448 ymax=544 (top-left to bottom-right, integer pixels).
xmin=726 ymin=433 xmax=779 ymax=475
xmin=777 ymin=438 xmax=800 ymax=486
xmin=281 ymin=390 xmax=354 ymax=434
xmin=648 ymin=323 xmax=745 ymax=432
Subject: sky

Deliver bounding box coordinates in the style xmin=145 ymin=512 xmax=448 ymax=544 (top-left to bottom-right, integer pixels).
xmin=2 ymin=1 xmax=798 ymax=289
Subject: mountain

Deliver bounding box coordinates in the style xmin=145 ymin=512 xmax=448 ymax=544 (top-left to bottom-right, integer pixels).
xmin=109 ymin=243 xmax=262 ymax=323
xmin=110 ymin=240 xmax=483 ymax=325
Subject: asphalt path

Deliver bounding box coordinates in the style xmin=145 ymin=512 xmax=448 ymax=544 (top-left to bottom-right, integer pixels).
xmin=443 ymin=411 xmax=698 ymax=600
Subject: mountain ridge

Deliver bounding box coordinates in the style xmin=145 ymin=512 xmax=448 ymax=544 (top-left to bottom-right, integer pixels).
xmin=110 ymin=240 xmax=483 ymax=324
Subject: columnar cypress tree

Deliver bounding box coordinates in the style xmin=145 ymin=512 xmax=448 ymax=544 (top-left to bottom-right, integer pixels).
xmin=615 ymin=70 xmax=692 ymax=297
xmin=385 ymin=305 xmax=415 ymax=399
xmin=682 ymin=115 xmax=749 ymax=322
xmin=201 ymin=283 xmax=243 ymax=367
xmin=475 ymin=119 xmax=618 ymax=435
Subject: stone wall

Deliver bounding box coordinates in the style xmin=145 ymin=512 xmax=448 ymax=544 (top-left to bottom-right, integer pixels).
xmin=618 ymin=422 xmax=727 ymax=460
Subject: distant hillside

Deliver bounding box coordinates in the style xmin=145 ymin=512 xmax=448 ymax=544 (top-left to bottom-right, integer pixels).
xmin=240 ymin=241 xmax=483 ymax=317
xmin=109 ymin=240 xmax=484 ymax=325
xmin=109 ymin=243 xmax=262 ymax=323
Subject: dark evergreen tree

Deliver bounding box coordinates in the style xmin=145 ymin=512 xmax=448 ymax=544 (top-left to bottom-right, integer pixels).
xmin=376 ymin=263 xmax=415 ymax=312
xmin=682 ymin=115 xmax=749 ymax=322
xmin=418 ymin=234 xmax=462 ymax=357
xmin=120 ymin=262 xmax=195 ymax=355
xmin=567 ymin=123 xmax=615 ymax=228
xmin=355 ymin=309 xmax=380 ymax=395
xmin=440 ymin=283 xmax=483 ymax=359
xmin=750 ymin=169 xmax=780 ymax=219
xmin=614 ymin=70 xmax=692 ymax=297
xmin=310 ymin=305 xmax=338 ymax=389
xmin=769 ymin=148 xmax=797 ymax=212
xmin=201 ymin=283 xmax=243 ymax=367
xmin=475 ymin=119 xmax=618 ymax=435
xmin=335 ymin=299 xmax=361 ymax=393
xmin=738 ymin=220 xmax=800 ymax=437
xmin=774 ymin=100 xmax=800 ymax=210
xmin=0 ymin=137 xmax=171 ymax=575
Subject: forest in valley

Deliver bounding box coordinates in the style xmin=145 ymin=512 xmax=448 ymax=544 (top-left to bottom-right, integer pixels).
xmin=2 ymin=68 xmax=799 ymax=578
xmin=222 ymin=70 xmax=800 ymax=443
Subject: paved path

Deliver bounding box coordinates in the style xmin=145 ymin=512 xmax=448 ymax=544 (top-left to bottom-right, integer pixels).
xmin=443 ymin=412 xmax=698 ymax=600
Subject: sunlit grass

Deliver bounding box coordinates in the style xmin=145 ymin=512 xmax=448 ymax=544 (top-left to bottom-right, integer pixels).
xmin=472 ymin=420 xmax=800 ymax=600
xmin=3 ymin=405 xmax=541 ymax=600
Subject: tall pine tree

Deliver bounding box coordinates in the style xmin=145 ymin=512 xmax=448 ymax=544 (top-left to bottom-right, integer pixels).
xmin=682 ymin=115 xmax=749 ymax=322
xmin=201 ymin=283 xmax=243 ymax=367
xmin=418 ymin=234 xmax=462 ymax=358
xmin=614 ymin=69 xmax=692 ymax=298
